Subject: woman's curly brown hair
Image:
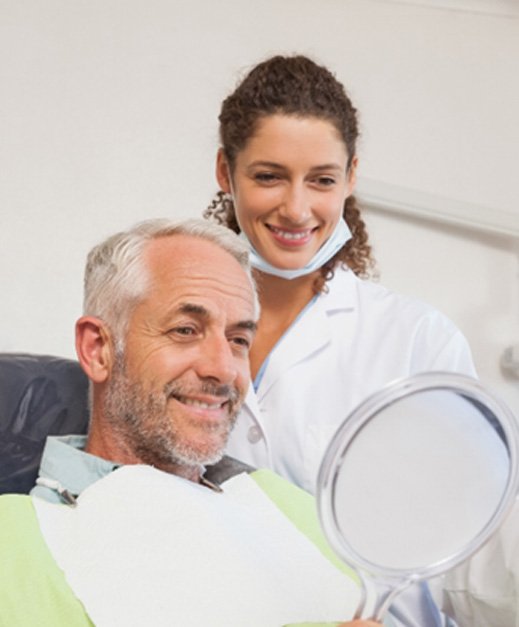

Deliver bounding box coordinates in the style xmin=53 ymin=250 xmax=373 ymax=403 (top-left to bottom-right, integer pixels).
xmin=204 ymin=54 xmax=375 ymax=292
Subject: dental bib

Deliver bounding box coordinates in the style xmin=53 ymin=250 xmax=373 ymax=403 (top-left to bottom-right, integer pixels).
xmin=33 ymin=465 xmax=358 ymax=627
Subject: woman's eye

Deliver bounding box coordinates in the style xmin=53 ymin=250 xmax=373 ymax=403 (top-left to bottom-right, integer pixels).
xmin=315 ymin=176 xmax=336 ymax=187
xmin=254 ymin=172 xmax=279 ymax=183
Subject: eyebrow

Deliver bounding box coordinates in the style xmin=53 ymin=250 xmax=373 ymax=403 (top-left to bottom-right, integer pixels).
xmin=247 ymin=160 xmax=284 ymax=170
xmin=179 ymin=303 xmax=210 ymax=318
xmin=247 ymin=160 xmax=343 ymax=172
xmin=310 ymin=164 xmax=344 ymax=173
xmin=179 ymin=303 xmax=257 ymax=333
xmin=235 ymin=320 xmax=258 ymax=333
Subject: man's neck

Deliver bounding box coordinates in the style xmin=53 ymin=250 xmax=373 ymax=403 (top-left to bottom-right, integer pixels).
xmin=85 ymin=421 xmax=203 ymax=485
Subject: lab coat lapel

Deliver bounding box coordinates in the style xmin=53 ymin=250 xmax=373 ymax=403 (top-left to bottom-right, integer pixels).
xmin=242 ymin=383 xmax=262 ymax=421
xmin=256 ymin=306 xmax=330 ymax=401
xmin=256 ymin=270 xmax=357 ymax=401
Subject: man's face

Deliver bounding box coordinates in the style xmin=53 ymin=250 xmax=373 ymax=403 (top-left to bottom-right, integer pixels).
xmin=103 ymin=234 xmax=256 ymax=472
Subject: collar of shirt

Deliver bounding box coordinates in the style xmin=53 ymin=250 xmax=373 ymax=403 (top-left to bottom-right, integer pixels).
xmin=30 ymin=435 xmax=120 ymax=503
xmin=30 ymin=435 xmax=223 ymax=504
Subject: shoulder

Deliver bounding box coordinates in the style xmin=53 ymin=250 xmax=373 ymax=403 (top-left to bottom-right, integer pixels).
xmin=323 ymin=268 xmax=475 ymax=373
xmin=324 ymin=266 xmax=452 ymax=324
xmin=0 ymin=494 xmax=40 ymax=568
xmin=0 ymin=494 xmax=93 ymax=626
xmin=0 ymin=493 xmax=34 ymax=525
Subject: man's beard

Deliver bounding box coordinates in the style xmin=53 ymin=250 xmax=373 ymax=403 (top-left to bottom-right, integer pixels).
xmin=102 ymin=354 xmax=242 ymax=470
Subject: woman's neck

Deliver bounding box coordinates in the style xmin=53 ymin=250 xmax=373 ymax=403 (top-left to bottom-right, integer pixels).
xmin=249 ymin=270 xmax=319 ymax=379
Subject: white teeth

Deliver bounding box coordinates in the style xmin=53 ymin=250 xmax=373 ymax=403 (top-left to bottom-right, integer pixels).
xmin=270 ymin=226 xmax=311 ymax=240
xmin=181 ymin=398 xmax=222 ymax=410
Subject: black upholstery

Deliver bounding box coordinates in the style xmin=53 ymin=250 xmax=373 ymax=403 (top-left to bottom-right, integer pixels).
xmin=0 ymin=353 xmax=89 ymax=494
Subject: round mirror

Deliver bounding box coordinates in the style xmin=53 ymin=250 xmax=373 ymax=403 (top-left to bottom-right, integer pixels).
xmin=317 ymin=373 xmax=519 ymax=620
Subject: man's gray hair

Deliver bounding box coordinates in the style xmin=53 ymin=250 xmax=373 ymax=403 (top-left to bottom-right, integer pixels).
xmin=83 ymin=218 xmax=257 ymax=344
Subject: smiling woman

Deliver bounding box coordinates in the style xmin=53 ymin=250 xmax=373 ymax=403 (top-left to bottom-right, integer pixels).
xmin=202 ymin=54 xmax=480 ymax=627
xmin=204 ymin=54 xmax=477 ymax=495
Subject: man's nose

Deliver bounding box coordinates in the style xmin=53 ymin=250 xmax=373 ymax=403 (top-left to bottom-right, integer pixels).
xmin=196 ymin=335 xmax=238 ymax=384
xmin=278 ymin=183 xmax=311 ymax=224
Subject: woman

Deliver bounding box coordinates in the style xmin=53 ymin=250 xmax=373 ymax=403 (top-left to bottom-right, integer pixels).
xmin=205 ymin=54 xmax=476 ymax=495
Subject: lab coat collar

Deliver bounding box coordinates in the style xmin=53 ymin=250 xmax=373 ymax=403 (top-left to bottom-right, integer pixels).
xmin=319 ymin=265 xmax=359 ymax=312
xmin=254 ymin=267 xmax=357 ymax=402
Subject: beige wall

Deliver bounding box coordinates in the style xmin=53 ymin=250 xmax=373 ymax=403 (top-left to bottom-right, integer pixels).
xmin=1 ymin=0 xmax=517 ymax=411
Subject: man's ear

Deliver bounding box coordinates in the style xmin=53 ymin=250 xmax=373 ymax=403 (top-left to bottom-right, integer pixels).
xmin=75 ymin=316 xmax=114 ymax=383
xmin=215 ymin=149 xmax=232 ymax=193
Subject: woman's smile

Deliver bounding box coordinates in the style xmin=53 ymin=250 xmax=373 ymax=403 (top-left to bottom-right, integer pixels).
xmin=265 ymin=224 xmax=318 ymax=247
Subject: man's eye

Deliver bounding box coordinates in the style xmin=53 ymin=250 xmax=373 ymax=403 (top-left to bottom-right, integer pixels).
xmin=230 ymin=336 xmax=251 ymax=350
xmin=170 ymin=326 xmax=196 ymax=337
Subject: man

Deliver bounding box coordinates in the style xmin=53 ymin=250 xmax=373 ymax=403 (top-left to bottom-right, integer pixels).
xmin=0 ymin=218 xmax=379 ymax=627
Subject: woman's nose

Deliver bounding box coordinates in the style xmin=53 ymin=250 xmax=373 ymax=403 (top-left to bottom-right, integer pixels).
xmin=278 ymin=184 xmax=311 ymax=224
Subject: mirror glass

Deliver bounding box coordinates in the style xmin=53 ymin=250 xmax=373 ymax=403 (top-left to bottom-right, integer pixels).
xmin=317 ymin=373 xmax=519 ymax=617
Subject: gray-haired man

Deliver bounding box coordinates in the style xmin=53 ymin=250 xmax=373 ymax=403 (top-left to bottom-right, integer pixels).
xmin=1 ymin=218 xmax=378 ymax=627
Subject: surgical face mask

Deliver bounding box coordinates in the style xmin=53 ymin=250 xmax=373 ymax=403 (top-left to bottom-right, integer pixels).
xmin=239 ymin=218 xmax=352 ymax=280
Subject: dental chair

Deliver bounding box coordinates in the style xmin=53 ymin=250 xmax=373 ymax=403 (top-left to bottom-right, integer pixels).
xmin=0 ymin=352 xmax=251 ymax=495
xmin=0 ymin=354 xmax=451 ymax=626
xmin=0 ymin=353 xmax=90 ymax=494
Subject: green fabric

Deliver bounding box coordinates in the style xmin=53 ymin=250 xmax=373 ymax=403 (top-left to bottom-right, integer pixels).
xmin=0 ymin=473 xmax=356 ymax=627
xmin=0 ymin=495 xmax=93 ymax=627
xmin=251 ymin=469 xmax=360 ymax=627
xmin=251 ymin=469 xmax=359 ymax=582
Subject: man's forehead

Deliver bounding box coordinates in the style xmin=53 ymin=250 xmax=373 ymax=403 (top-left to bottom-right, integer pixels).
xmin=146 ymin=234 xmax=240 ymax=272
xmin=144 ymin=234 xmax=255 ymax=315
xmin=159 ymin=275 xmax=254 ymax=308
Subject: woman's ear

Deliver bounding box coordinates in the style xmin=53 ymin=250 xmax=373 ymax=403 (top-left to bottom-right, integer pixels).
xmin=216 ymin=149 xmax=232 ymax=193
xmin=346 ymin=156 xmax=359 ymax=196
xmin=75 ymin=316 xmax=114 ymax=383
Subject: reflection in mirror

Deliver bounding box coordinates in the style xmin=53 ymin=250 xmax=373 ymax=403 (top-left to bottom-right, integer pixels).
xmin=317 ymin=373 xmax=519 ymax=620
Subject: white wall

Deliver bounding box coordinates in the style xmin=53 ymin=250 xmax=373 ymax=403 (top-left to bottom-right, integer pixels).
xmin=1 ymin=0 xmax=517 ymax=412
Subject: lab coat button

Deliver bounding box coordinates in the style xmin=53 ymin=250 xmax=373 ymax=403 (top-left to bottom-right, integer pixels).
xmin=247 ymin=425 xmax=263 ymax=444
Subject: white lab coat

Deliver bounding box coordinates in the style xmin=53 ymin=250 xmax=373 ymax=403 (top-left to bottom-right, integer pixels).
xmin=226 ymin=266 xmax=477 ymax=494
xmin=439 ymin=498 xmax=519 ymax=626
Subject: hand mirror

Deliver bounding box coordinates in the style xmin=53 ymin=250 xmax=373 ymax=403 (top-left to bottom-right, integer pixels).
xmin=317 ymin=372 xmax=519 ymax=620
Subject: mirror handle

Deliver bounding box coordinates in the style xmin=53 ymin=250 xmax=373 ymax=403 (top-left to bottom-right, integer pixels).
xmin=372 ymin=576 xmax=416 ymax=621
xmin=353 ymin=569 xmax=369 ymax=619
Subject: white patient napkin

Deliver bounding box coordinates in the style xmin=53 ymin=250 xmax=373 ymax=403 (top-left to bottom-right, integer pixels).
xmin=33 ymin=465 xmax=359 ymax=626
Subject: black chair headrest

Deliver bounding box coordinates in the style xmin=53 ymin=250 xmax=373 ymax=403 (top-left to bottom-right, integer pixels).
xmin=0 ymin=353 xmax=89 ymax=494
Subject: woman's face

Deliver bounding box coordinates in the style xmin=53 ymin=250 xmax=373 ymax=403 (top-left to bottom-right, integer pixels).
xmin=216 ymin=114 xmax=357 ymax=272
